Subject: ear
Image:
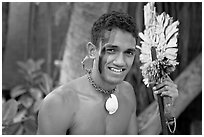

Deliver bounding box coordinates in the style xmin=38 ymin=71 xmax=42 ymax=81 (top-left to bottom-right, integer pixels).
xmin=86 ymin=42 xmax=97 ymax=59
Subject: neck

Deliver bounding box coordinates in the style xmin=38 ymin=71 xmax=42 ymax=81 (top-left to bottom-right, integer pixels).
xmin=90 ymin=67 xmax=116 ymax=92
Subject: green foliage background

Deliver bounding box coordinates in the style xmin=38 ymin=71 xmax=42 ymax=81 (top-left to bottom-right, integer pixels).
xmin=2 ymin=59 xmax=55 ymax=134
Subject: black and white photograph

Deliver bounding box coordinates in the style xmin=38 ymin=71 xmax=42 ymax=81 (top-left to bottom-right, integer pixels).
xmin=2 ymin=2 xmax=202 ymax=135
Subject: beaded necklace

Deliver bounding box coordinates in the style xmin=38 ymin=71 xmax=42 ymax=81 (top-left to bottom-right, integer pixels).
xmin=87 ymin=74 xmax=116 ymax=94
xmin=87 ymin=73 xmax=118 ymax=114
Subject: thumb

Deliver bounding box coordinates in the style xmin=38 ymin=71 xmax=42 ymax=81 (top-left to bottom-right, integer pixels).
xmin=153 ymin=93 xmax=158 ymax=101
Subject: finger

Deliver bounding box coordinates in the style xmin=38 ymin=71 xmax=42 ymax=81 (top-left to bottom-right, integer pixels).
xmin=163 ymin=76 xmax=179 ymax=90
xmin=163 ymin=75 xmax=173 ymax=82
xmin=154 ymin=85 xmax=178 ymax=96
xmin=161 ymin=91 xmax=177 ymax=103
xmin=161 ymin=88 xmax=178 ymax=98
xmin=161 ymin=91 xmax=172 ymax=97
xmin=154 ymin=85 xmax=169 ymax=95
xmin=153 ymin=93 xmax=158 ymax=101
xmin=153 ymin=80 xmax=176 ymax=91
xmin=153 ymin=81 xmax=171 ymax=91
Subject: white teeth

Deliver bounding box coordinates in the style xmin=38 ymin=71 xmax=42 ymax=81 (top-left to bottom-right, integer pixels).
xmin=110 ymin=67 xmax=123 ymax=72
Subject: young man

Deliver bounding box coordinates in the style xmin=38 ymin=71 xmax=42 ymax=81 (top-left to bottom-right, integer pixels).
xmin=37 ymin=11 xmax=178 ymax=135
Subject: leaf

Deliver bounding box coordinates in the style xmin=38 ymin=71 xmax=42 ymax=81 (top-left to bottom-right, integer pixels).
xmin=165 ymin=53 xmax=177 ymax=60
xmin=139 ymin=32 xmax=151 ymax=43
xmin=165 ymin=48 xmax=178 ymax=54
xmin=157 ymin=13 xmax=164 ymax=25
xmin=13 ymin=109 xmax=27 ymax=123
xmin=17 ymin=61 xmax=29 ymax=72
xmin=140 ymin=54 xmax=152 ymax=63
xmin=2 ymin=123 xmax=21 ymax=135
xmin=35 ymin=59 xmax=45 ymax=71
xmin=27 ymin=59 xmax=36 ymax=74
xmin=10 ymin=85 xmax=27 ymax=98
xmin=23 ymin=119 xmax=37 ymax=135
xmin=166 ymin=33 xmax=178 ymax=48
xmin=19 ymin=95 xmax=33 ymax=109
xmin=42 ymin=73 xmax=53 ymax=93
xmin=141 ymin=44 xmax=151 ymax=54
xmin=2 ymin=99 xmax=18 ymax=125
xmin=15 ymin=125 xmax=24 ymax=135
xmin=39 ymin=73 xmax=53 ymax=95
xmin=31 ymin=71 xmax=42 ymax=81
xmin=166 ymin=28 xmax=178 ymax=42
xmin=163 ymin=13 xmax=170 ymax=30
xmin=17 ymin=59 xmax=36 ymax=81
xmin=144 ymin=2 xmax=156 ymax=27
xmin=165 ymin=21 xmax=179 ymax=41
xmin=29 ymin=88 xmax=43 ymax=100
xmin=166 ymin=20 xmax=179 ymax=34
xmin=32 ymin=99 xmax=43 ymax=113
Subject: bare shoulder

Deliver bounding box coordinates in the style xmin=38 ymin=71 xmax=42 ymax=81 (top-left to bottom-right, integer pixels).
xmin=42 ymin=83 xmax=78 ymax=110
xmin=37 ymin=82 xmax=79 ymax=134
xmin=120 ymin=81 xmax=135 ymax=96
xmin=119 ymin=81 xmax=136 ymax=108
xmin=42 ymin=75 xmax=87 ymax=108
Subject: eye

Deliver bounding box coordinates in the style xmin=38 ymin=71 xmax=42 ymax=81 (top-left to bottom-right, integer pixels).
xmin=125 ymin=51 xmax=134 ymax=56
xmin=106 ymin=48 xmax=116 ymax=54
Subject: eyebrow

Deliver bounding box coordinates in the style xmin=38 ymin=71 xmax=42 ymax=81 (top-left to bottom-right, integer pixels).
xmin=102 ymin=43 xmax=137 ymax=52
xmin=126 ymin=48 xmax=136 ymax=53
xmin=102 ymin=43 xmax=117 ymax=48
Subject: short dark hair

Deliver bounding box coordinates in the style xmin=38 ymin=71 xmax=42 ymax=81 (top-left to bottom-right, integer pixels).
xmin=91 ymin=11 xmax=137 ymax=48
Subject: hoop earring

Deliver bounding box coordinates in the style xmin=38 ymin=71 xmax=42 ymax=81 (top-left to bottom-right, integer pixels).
xmin=81 ymin=55 xmax=93 ymax=74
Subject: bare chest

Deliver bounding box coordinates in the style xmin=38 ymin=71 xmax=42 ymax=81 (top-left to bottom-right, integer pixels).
xmin=69 ymin=94 xmax=133 ymax=135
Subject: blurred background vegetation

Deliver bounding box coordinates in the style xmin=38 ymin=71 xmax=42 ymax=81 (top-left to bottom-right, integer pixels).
xmin=2 ymin=2 xmax=202 ymax=135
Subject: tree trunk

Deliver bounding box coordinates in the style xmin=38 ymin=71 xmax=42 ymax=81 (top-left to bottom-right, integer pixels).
xmin=2 ymin=2 xmax=9 ymax=63
xmin=3 ymin=3 xmax=30 ymax=88
xmin=138 ymin=53 xmax=202 ymax=134
xmin=108 ymin=2 xmax=128 ymax=12
xmin=59 ymin=2 xmax=111 ymax=84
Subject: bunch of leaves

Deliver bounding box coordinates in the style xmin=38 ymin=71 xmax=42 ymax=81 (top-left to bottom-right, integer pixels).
xmin=2 ymin=59 xmax=54 ymax=135
xmin=141 ymin=58 xmax=176 ymax=86
xmin=137 ymin=2 xmax=179 ymax=87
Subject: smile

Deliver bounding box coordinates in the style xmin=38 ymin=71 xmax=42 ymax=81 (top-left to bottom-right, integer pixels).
xmin=108 ymin=67 xmax=125 ymax=73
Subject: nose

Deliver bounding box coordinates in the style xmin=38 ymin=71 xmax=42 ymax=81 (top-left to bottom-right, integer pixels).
xmin=113 ymin=52 xmax=126 ymax=67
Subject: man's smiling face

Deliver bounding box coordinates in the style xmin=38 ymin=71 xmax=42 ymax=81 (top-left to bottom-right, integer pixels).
xmin=97 ymin=28 xmax=136 ymax=85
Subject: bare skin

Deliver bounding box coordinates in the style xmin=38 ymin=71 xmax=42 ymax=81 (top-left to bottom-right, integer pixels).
xmin=37 ymin=28 xmax=178 ymax=135
xmin=37 ymin=75 xmax=137 ymax=135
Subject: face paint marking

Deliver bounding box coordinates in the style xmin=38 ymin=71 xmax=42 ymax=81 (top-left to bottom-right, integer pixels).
xmin=95 ymin=28 xmax=137 ymax=84
xmin=98 ymin=29 xmax=117 ymax=74
xmin=101 ymin=29 xmax=117 ymax=48
xmin=98 ymin=43 xmax=106 ymax=74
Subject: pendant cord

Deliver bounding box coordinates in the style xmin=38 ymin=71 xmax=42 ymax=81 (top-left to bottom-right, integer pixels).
xmin=86 ymin=73 xmax=118 ymax=115
xmin=87 ymin=73 xmax=116 ymax=95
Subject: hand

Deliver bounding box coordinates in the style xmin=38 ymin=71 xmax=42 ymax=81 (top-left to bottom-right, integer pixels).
xmin=152 ymin=75 xmax=178 ymax=102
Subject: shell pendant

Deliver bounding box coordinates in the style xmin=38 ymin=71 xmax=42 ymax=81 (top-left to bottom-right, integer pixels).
xmin=105 ymin=94 xmax=118 ymax=114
